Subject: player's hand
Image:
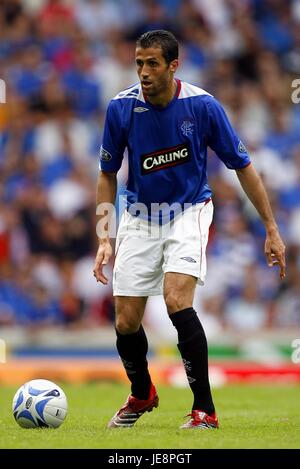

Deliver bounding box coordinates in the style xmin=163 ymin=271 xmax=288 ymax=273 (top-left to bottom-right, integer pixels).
xmin=93 ymin=240 xmax=113 ymax=285
xmin=264 ymin=229 xmax=286 ymax=279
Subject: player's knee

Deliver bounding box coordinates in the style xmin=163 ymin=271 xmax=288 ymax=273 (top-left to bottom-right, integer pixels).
xmin=115 ymin=316 xmax=140 ymax=335
xmin=164 ymin=292 xmax=186 ymax=314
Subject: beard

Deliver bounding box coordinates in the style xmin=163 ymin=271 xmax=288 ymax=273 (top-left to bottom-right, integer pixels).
xmin=142 ymin=76 xmax=170 ymax=97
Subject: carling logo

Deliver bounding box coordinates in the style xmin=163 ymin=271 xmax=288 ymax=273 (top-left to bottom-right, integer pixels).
xmin=141 ymin=143 xmax=191 ymax=174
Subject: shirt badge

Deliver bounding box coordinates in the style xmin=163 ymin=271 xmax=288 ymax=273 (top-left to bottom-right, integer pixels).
xmin=100 ymin=146 xmax=112 ymax=161
xmin=238 ymin=140 xmax=247 ymax=153
xmin=180 ymin=120 xmax=194 ymax=137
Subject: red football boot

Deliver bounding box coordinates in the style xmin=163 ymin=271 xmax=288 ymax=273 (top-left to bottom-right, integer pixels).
xmin=107 ymin=383 xmax=159 ymax=428
xmin=180 ymin=410 xmax=219 ymax=429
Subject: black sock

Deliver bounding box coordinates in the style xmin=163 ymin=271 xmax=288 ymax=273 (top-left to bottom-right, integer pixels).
xmin=116 ymin=326 xmax=152 ymax=400
xmin=170 ymin=307 xmax=215 ymax=415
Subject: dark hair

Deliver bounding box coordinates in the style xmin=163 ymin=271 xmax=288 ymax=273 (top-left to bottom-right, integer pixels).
xmin=136 ymin=30 xmax=179 ymax=64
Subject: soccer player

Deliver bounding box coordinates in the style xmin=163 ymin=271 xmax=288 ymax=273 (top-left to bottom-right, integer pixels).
xmin=93 ymin=30 xmax=285 ymax=429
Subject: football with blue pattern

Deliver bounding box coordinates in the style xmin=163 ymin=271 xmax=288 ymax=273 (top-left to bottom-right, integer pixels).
xmin=12 ymin=379 xmax=68 ymax=428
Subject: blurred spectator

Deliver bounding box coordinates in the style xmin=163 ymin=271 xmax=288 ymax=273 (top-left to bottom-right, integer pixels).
xmin=224 ymin=265 xmax=270 ymax=331
xmin=74 ymin=0 xmax=123 ymax=41
xmin=92 ymin=39 xmax=137 ymax=105
xmin=275 ymin=246 xmax=300 ymax=327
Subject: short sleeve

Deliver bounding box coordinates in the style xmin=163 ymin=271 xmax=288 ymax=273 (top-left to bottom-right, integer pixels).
xmin=99 ymin=100 xmax=126 ymax=172
xmin=206 ymin=96 xmax=251 ymax=170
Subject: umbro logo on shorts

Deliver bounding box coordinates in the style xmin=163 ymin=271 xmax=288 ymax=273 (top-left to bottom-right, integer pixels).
xmin=180 ymin=257 xmax=197 ymax=263
xmin=141 ymin=143 xmax=191 ymax=174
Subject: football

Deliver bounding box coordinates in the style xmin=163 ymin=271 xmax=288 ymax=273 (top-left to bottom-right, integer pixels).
xmin=12 ymin=379 xmax=68 ymax=428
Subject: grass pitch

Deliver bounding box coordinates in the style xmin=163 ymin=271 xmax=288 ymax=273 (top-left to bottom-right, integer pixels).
xmin=0 ymin=382 xmax=299 ymax=449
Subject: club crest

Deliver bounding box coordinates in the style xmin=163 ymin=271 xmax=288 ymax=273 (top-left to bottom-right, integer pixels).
xmin=180 ymin=120 xmax=194 ymax=137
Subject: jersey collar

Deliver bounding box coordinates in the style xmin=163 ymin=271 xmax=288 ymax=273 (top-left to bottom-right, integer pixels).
xmin=143 ymin=78 xmax=181 ymax=111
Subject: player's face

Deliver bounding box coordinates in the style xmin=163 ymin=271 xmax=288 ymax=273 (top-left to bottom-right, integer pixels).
xmin=135 ymin=46 xmax=178 ymax=97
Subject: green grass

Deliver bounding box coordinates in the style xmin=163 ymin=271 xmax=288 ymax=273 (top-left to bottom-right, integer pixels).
xmin=1 ymin=383 xmax=300 ymax=449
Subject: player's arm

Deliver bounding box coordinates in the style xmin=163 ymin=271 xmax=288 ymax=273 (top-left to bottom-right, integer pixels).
xmin=93 ymin=100 xmax=126 ymax=285
xmin=236 ymin=163 xmax=286 ymax=279
xmin=205 ymin=95 xmax=286 ymax=279
xmin=93 ymin=171 xmax=117 ymax=285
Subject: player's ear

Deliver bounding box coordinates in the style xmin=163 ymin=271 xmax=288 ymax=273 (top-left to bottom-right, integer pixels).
xmin=169 ymin=59 xmax=179 ymax=73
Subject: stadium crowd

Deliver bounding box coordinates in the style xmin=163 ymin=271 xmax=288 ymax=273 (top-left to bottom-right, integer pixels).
xmin=0 ymin=0 xmax=300 ymax=333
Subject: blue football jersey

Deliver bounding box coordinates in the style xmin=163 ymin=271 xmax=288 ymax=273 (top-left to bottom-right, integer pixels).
xmin=100 ymin=79 xmax=250 ymax=223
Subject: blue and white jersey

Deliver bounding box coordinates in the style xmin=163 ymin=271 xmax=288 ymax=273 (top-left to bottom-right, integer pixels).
xmin=100 ymin=79 xmax=250 ymax=223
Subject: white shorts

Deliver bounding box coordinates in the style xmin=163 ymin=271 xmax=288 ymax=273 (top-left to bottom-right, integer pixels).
xmin=113 ymin=200 xmax=214 ymax=296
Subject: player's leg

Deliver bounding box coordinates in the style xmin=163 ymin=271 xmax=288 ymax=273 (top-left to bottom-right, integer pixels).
xmin=107 ymin=295 xmax=159 ymax=428
xmin=108 ymin=211 xmax=162 ymax=428
xmin=115 ymin=295 xmax=151 ymax=399
xmin=164 ymin=273 xmax=216 ymax=420
xmin=162 ymin=201 xmax=218 ymax=428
